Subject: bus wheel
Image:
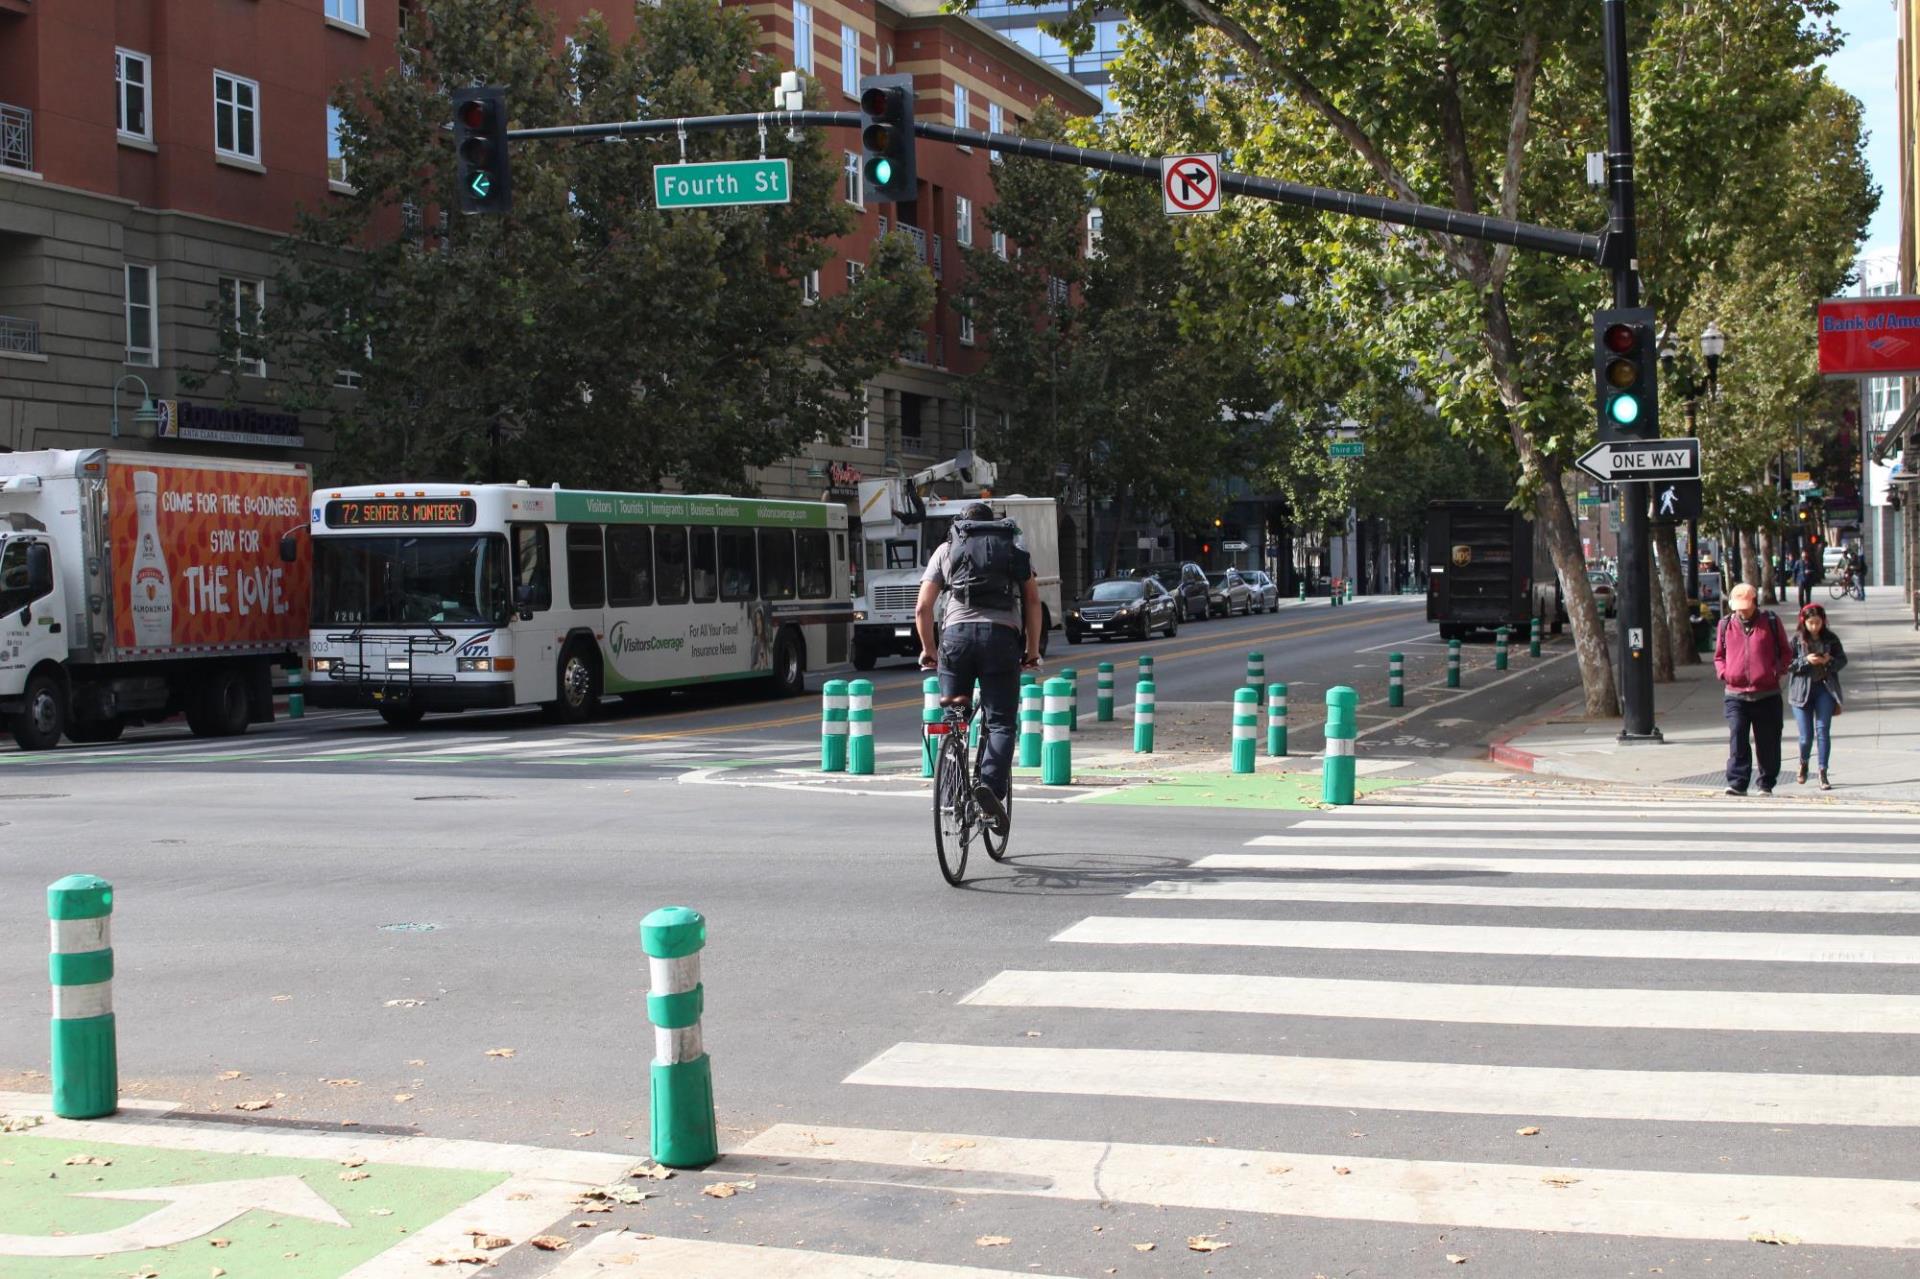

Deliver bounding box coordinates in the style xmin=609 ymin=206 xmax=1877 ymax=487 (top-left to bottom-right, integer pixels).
xmin=546 ymin=643 xmax=601 ymax=723
xmin=379 ymin=705 xmax=426 ymax=729
xmin=770 ymin=631 xmax=805 ymax=698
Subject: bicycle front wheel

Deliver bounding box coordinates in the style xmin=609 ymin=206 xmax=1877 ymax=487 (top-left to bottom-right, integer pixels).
xmin=1829 ymin=581 xmax=1847 ymax=600
xmin=933 ymin=735 xmax=971 ymax=886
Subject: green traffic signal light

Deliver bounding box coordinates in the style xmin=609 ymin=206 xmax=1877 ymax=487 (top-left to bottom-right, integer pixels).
xmin=451 ymin=87 xmax=512 ymax=215
xmin=1607 ymin=394 xmax=1641 ymax=426
xmin=869 ymin=157 xmax=892 ymax=186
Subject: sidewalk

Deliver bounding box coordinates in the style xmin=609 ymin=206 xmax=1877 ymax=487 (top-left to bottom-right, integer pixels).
xmin=1492 ymin=589 xmax=1920 ymax=801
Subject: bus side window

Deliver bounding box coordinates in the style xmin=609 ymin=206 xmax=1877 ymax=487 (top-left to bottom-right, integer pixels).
xmin=758 ymin=528 xmax=796 ymax=600
xmin=797 ymin=529 xmax=831 ymax=599
xmin=606 ymin=525 xmax=653 ymax=608
xmin=567 ymin=525 xmax=606 ymax=611
xmin=689 ymin=527 xmax=717 ymax=602
xmin=512 ymin=524 xmax=552 ymax=612
xmin=655 ymin=525 xmax=689 ymax=605
xmin=718 ymin=527 xmax=756 ymax=602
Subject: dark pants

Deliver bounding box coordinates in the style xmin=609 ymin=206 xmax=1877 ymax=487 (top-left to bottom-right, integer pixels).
xmin=938 ymin=622 xmax=1021 ymax=800
xmin=1723 ymin=693 xmax=1783 ymax=792
xmin=1796 ymin=583 xmax=1812 ymax=609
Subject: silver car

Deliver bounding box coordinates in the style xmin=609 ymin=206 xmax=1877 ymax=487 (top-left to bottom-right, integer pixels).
xmin=1205 ymin=570 xmax=1253 ymax=616
xmin=1240 ymin=570 xmax=1280 ymax=613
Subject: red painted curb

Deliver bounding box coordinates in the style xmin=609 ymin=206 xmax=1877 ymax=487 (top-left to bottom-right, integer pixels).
xmin=1487 ymin=741 xmax=1540 ymax=771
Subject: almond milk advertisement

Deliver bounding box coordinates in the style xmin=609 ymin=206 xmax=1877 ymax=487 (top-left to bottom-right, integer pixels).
xmin=107 ymin=461 xmax=311 ymax=654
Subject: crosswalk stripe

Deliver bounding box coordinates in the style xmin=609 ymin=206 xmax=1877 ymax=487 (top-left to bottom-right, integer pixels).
xmin=960 ymin=969 xmax=1920 ymax=1033
xmin=1351 ymin=802 xmax=1920 ymax=820
xmin=1296 ymin=817 xmax=1920 ymax=835
xmin=406 ymin=737 xmax=581 ymax=756
xmin=540 ymin=1231 xmax=1082 ymax=1278
xmin=729 ymin=1123 xmax=1920 ymax=1249
xmin=1243 ymin=833 xmax=1909 ymax=854
xmin=1053 ymin=914 xmax=1920 ymax=964
xmin=845 ymin=1042 xmax=1920 ymax=1127
xmin=1126 ymin=880 xmax=1920 ymax=913
xmin=1218 ymin=849 xmax=1920 ymax=874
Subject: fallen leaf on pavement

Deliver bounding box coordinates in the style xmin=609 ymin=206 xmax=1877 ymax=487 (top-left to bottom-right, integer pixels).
xmin=530 ymin=1235 xmax=570 ymax=1251
xmin=976 ymin=1236 xmax=1011 ymax=1247
xmin=1516 ymin=1126 xmax=1541 ymax=1137
xmin=0 ymin=1115 xmax=42 ymax=1132
xmin=234 ymin=1099 xmax=273 ymax=1112
xmin=572 ymin=1220 xmax=598 ymax=1228
xmin=212 ymin=1268 xmax=226 ymax=1278
xmin=427 ymin=1254 xmax=488 ymax=1266
xmin=1749 ymin=1231 xmax=1800 ymax=1246
xmin=1132 ymin=1242 xmax=1155 ymax=1252
xmin=1333 ymin=1166 xmax=1352 ymax=1176
xmin=484 ymin=1047 xmax=516 ymax=1058
xmin=1447 ymin=1254 xmax=1468 ymax=1264
xmin=369 ymin=1208 xmax=394 ymax=1217
xmin=571 ymin=1128 xmax=596 ymax=1137
xmin=384 ymin=999 xmax=426 ymax=1008
xmin=1542 ymin=1175 xmax=1580 ymax=1188
xmin=217 ymin=1070 xmax=244 ymax=1081
xmin=1187 ymin=1235 xmax=1230 ymax=1253
xmin=392 ymin=1094 xmax=415 ymax=1103
xmin=209 ymin=1239 xmax=231 ymax=1248
xmin=339 ymin=1156 xmax=366 ymax=1168
xmin=270 ymin=994 xmax=292 ymax=1002
xmin=323 ymin=1078 xmax=360 ymax=1088
xmin=338 ymin=1170 xmax=370 ymax=1182
xmin=407 ymin=1059 xmax=426 ymax=1066
xmin=506 ymin=1192 xmax=533 ymax=1201
xmin=582 ymin=1184 xmax=651 ymax=1205
xmin=467 ymin=1232 xmax=511 ymax=1250
xmin=1267 ymin=1164 xmax=1292 ymax=1176
xmin=64 ymin=1155 xmax=111 ymax=1166
xmin=630 ymin=1162 xmax=675 ymax=1180
xmin=701 ymin=1180 xmax=754 ymax=1198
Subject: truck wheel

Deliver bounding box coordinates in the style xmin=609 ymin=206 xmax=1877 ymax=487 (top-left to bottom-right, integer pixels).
xmin=187 ymin=669 xmax=251 ymax=738
xmin=65 ymin=718 xmax=126 ymax=745
xmin=378 ymin=705 xmax=426 ymax=729
xmin=544 ymin=642 xmax=600 ymax=723
xmin=11 ymin=671 xmax=66 ymax=751
xmin=769 ymin=630 xmax=805 ymax=698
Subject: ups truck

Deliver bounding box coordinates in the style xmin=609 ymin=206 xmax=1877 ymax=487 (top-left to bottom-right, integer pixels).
xmin=1425 ymin=500 xmax=1564 ymax=641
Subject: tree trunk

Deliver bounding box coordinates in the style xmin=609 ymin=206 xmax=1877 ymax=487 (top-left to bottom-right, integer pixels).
xmin=1758 ymin=528 xmax=1778 ymax=605
xmin=1649 ymin=558 xmax=1675 ymax=682
xmin=1740 ymin=529 xmax=1761 ymax=588
xmin=1481 ymin=289 xmax=1617 ymax=716
xmin=1653 ymin=525 xmax=1698 ymax=667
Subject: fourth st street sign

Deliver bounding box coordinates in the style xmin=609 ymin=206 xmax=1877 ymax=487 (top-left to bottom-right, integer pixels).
xmin=1574 ymin=437 xmax=1701 ymax=483
xmin=653 ymin=158 xmax=791 ymax=210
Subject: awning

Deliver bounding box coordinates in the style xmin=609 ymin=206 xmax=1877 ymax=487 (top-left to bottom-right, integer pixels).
xmin=1872 ymin=394 xmax=1920 ymax=464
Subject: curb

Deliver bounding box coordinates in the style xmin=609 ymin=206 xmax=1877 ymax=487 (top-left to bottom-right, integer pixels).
xmin=1485 ymin=688 xmax=1588 ymax=777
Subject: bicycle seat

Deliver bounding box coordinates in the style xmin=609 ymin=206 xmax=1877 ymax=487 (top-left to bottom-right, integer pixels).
xmin=939 ymin=694 xmax=973 ymax=708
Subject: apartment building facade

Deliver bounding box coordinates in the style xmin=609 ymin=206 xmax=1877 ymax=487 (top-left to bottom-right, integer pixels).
xmin=0 ymin=0 xmax=1095 ymax=504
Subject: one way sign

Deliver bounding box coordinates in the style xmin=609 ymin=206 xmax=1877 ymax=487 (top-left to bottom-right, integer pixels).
xmin=1575 ymin=437 xmax=1701 ymax=483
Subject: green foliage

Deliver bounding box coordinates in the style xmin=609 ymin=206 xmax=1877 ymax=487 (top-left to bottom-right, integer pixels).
xmin=198 ymin=0 xmax=931 ymax=490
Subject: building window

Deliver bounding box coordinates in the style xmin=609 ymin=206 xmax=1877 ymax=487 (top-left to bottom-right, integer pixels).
xmin=325 ymin=0 xmax=364 ymax=27
xmin=401 ymin=201 xmax=423 ymax=238
xmin=848 ymin=401 xmax=869 ymax=448
xmin=987 ymin=101 xmax=1003 ymax=163
xmin=840 ymin=24 xmax=859 ymax=96
xmin=217 ymin=276 xmax=265 ymax=377
xmin=1087 ymin=207 xmax=1104 ymax=257
xmin=953 ymin=83 xmax=969 ymax=131
xmin=116 ymin=50 xmax=151 ymax=142
xmin=213 ymin=71 xmax=260 ymax=162
xmin=792 ymin=2 xmax=813 ymax=74
xmin=333 ymin=310 xmax=368 ymax=389
xmin=846 ymin=260 xmax=864 ymax=290
xmin=802 ymin=269 xmax=820 ymax=306
xmin=326 ymin=106 xmax=349 ymax=187
xmin=843 ymin=150 xmax=862 ymax=207
xmin=124 ymin=264 xmax=156 ymax=366
xmin=958 ymin=310 xmax=975 ymax=347
xmin=961 ymin=402 xmax=977 ymax=447
xmin=991 ymin=229 xmax=1007 ymax=260
xmin=955 ymin=196 xmax=973 ymax=248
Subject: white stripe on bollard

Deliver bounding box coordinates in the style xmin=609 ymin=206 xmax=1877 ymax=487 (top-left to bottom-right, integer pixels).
xmin=1325 ymin=738 xmax=1356 ymax=756
xmin=52 ymin=917 xmax=111 ymax=953
xmin=54 ymin=984 xmax=114 ymax=1019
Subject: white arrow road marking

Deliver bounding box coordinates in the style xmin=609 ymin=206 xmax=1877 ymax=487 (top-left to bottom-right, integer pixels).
xmin=0 ymin=1175 xmax=349 ymax=1258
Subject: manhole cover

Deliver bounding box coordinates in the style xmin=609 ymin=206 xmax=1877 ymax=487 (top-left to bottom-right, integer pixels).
xmin=378 ymin=922 xmax=440 ymax=933
xmin=413 ymin=794 xmax=494 ymax=802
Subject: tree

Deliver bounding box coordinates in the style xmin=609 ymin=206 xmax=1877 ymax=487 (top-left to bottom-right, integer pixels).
xmin=192 ymin=0 xmax=930 ymax=491
xmin=1006 ymin=0 xmax=1866 ymax=716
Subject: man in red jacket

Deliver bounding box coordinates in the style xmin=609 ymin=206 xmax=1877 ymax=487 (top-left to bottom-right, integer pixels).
xmin=1713 ymin=581 xmax=1792 ymax=795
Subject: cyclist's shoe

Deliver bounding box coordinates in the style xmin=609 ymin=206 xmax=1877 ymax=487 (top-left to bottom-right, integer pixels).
xmin=974 ymin=783 xmax=1010 ymax=837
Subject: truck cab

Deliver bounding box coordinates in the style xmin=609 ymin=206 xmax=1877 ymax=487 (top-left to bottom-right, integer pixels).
xmin=0 ymin=527 xmax=69 ymax=748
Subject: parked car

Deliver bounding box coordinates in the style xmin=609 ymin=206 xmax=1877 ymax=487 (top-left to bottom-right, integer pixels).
xmin=1240 ymin=569 xmax=1280 ymax=613
xmin=1138 ymin=562 xmax=1211 ymax=621
xmin=1586 ymin=569 xmax=1617 ymax=618
xmin=1065 ymin=577 xmax=1178 ymax=643
xmin=1205 ymin=569 xmax=1253 ymax=617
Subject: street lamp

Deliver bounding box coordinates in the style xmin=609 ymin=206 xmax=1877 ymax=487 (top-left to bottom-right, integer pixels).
xmin=110 ymin=373 xmax=162 ymax=439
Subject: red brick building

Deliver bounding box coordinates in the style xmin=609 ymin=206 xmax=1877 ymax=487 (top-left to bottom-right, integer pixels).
xmin=0 ymin=1 xmax=1095 ymax=494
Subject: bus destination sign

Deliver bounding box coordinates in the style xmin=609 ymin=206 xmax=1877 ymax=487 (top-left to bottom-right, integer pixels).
xmin=324 ymin=498 xmax=478 ymax=528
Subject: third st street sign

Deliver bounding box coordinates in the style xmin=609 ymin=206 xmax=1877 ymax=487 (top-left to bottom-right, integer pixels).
xmin=1574 ymin=437 xmax=1701 ymax=483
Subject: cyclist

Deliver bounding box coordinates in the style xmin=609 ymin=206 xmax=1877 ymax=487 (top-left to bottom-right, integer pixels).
xmin=915 ymin=501 xmax=1043 ymax=835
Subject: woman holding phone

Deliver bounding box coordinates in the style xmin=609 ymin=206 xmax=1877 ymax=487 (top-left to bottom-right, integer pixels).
xmin=1789 ymin=603 xmax=1847 ymax=789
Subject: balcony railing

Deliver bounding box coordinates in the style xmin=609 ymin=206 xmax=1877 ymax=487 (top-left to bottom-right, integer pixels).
xmin=931 ymin=233 xmax=943 ymax=282
xmin=901 ymin=330 xmax=930 ymax=365
xmin=0 ymin=314 xmax=41 ymax=355
xmin=897 ymin=223 xmax=927 ymax=263
xmin=0 ymin=102 xmax=31 ymax=172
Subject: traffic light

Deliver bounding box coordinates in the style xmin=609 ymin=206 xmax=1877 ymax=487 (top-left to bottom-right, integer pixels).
xmin=858 ymin=74 xmax=917 ymax=204
xmin=1593 ymin=307 xmax=1659 ymax=441
xmin=452 ymin=87 xmax=512 ymax=214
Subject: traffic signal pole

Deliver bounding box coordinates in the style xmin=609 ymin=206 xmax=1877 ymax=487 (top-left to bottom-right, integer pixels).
xmin=1602 ymin=0 xmax=1659 ymax=741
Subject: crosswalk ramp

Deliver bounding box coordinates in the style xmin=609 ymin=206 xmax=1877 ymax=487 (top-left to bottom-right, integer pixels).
xmin=716 ymin=778 xmax=1920 ymax=1258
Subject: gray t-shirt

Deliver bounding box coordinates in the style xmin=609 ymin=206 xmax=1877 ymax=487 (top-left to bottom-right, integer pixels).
xmin=922 ymin=540 xmax=1029 ymax=632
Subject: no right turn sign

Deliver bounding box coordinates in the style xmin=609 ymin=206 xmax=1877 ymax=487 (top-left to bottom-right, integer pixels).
xmin=1162 ymin=154 xmax=1222 ymax=215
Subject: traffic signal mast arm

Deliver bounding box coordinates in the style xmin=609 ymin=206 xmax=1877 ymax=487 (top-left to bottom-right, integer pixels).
xmin=505 ymin=111 xmax=1605 ymax=264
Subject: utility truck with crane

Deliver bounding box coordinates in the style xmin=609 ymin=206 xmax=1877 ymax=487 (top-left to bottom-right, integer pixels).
xmin=851 ymin=451 xmax=1060 ymax=669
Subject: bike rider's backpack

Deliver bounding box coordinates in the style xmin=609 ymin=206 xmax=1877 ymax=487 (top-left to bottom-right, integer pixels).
xmin=946 ymin=519 xmax=1030 ymax=610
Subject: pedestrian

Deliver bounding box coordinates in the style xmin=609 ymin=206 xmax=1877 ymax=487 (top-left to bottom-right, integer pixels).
xmin=1788 ymin=602 xmax=1846 ymax=790
xmin=1712 ymin=582 xmax=1792 ymax=796
xmin=1792 ymin=550 xmax=1812 ymax=611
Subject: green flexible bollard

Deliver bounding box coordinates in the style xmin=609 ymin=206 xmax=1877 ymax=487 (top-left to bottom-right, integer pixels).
xmin=1096 ymin=663 xmax=1115 ymax=722
xmin=1447 ymin=639 xmax=1462 ymax=688
xmin=1042 ymin=677 xmax=1072 ymax=785
xmin=640 ymin=907 xmax=717 ymax=1168
xmin=1245 ymin=650 xmax=1264 ymax=689
xmin=1231 ymin=687 xmax=1258 ymax=774
xmin=847 ymin=679 xmax=874 ymax=775
xmin=1388 ymin=652 xmax=1404 ymax=707
xmin=1323 ymin=685 xmax=1358 ymax=806
xmin=1138 ymin=653 xmax=1153 ymax=681
xmin=919 ymin=677 xmax=940 ymax=778
xmin=1018 ymin=681 xmax=1042 ymax=766
xmin=1496 ymin=627 xmax=1510 ymax=671
xmin=1133 ymin=678 xmax=1155 ymax=753
xmin=1297 ymin=582 xmax=1306 ymax=603
xmin=1062 ymin=668 xmax=1079 ymax=732
xmin=1267 ymin=682 xmax=1287 ymax=757
xmin=287 ymin=669 xmax=305 ymax=719
xmin=821 ymin=679 xmax=849 ymax=773
xmin=1530 ymin=615 xmax=1543 ymax=658
xmin=50 ymin=875 xmax=116 ymax=1119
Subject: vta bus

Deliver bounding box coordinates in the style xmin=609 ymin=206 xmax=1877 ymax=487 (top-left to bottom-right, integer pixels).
xmin=305 ymin=482 xmax=853 ymax=726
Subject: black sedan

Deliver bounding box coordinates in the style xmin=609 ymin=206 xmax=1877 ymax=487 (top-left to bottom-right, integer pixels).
xmin=1065 ymin=578 xmax=1179 ymax=643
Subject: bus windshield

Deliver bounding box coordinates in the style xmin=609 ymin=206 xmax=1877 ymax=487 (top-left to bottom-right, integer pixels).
xmin=313 ymin=534 xmax=510 ymax=627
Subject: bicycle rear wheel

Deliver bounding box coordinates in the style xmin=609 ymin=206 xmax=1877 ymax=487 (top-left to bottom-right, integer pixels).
xmin=980 ymin=738 xmax=1012 ymax=863
xmin=933 ymin=734 xmax=971 ymax=886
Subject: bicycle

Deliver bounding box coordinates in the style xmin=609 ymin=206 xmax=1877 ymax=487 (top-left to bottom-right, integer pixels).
xmin=1829 ymin=572 xmax=1854 ymax=602
xmin=929 ymin=695 xmax=1011 ymax=886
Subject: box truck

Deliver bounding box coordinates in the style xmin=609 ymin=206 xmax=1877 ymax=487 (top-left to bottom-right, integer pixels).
xmin=0 ymin=450 xmax=310 ymax=750
xmin=1425 ymin=499 xmax=1565 ymax=641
